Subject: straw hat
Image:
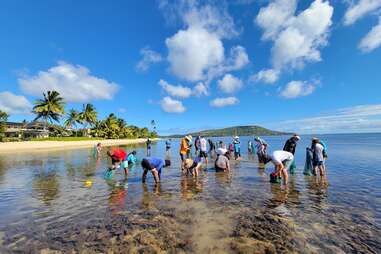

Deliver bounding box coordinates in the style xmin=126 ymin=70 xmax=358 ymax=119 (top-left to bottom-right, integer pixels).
xmin=185 ymin=135 xmax=192 ymax=142
xmin=217 ymin=147 xmax=227 ymax=155
xmin=184 ymin=158 xmax=194 ymax=169
xmin=234 ymin=136 xmax=239 ymax=139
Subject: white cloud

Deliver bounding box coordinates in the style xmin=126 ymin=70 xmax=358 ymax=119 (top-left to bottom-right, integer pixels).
xmin=210 ymin=96 xmax=239 ymax=107
xmin=160 ymin=96 xmax=186 ymax=113
xmin=256 ymin=0 xmax=333 ymax=72
xmin=166 ymin=26 xmax=224 ymax=81
xmin=343 ymin=0 xmax=381 ymax=26
xmin=279 ymin=80 xmax=316 ymax=99
xmin=193 ymin=82 xmax=209 ymax=96
xmin=255 ymin=0 xmax=297 ymax=40
xmin=159 ymin=79 xmax=192 ymax=98
xmin=268 ymin=104 xmax=381 ymax=134
xmin=136 ymin=47 xmax=162 ymax=71
xmin=19 ymin=62 xmax=119 ymax=103
xmin=164 ymin=2 xmax=245 ymax=83
xmin=251 ymin=68 xmax=280 ymax=84
xmin=0 ymin=91 xmax=32 ymax=114
xmin=359 ymin=16 xmax=381 ymax=52
xmin=217 ymin=74 xmax=243 ymax=93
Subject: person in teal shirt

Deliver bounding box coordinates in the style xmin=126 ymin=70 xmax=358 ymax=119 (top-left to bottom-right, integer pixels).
xmin=122 ymin=151 xmax=137 ymax=176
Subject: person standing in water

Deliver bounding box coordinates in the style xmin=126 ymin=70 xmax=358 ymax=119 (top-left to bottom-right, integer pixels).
xmin=248 ymin=140 xmax=253 ymax=154
xmin=165 ymin=138 xmax=171 ymax=153
xmin=93 ymin=143 xmax=102 ymax=158
xmin=233 ymin=136 xmax=241 ymax=160
xmin=194 ymin=136 xmax=200 ymax=156
xmin=255 ymin=137 xmax=268 ymax=164
xmin=311 ymin=138 xmax=326 ymax=176
xmin=180 ymin=135 xmax=192 ymax=162
xmin=141 ymin=157 xmax=171 ymax=183
xmin=146 ymin=138 xmax=152 ymax=156
xmin=208 ymin=139 xmax=215 ymax=154
xmin=283 ymin=134 xmax=300 ymax=174
xmin=270 ymin=150 xmax=294 ymax=185
xmin=199 ymin=136 xmax=208 ymax=164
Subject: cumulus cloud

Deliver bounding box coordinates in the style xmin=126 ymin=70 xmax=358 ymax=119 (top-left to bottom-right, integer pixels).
xmin=279 ymin=80 xmax=316 ymax=99
xmin=256 ymin=0 xmax=333 ymax=72
xmin=136 ymin=47 xmax=162 ymax=71
xmin=193 ymin=82 xmax=209 ymax=96
xmin=160 ymin=96 xmax=186 ymax=113
xmin=251 ymin=68 xmax=280 ymax=84
xmin=217 ymin=74 xmax=242 ymax=93
xmin=210 ymin=96 xmax=239 ymax=107
xmin=268 ymin=104 xmax=381 ymax=134
xmin=343 ymin=0 xmax=381 ymax=26
xmin=159 ymin=79 xmax=192 ymax=98
xmin=0 ymin=91 xmax=32 ymax=114
xmin=19 ymin=62 xmax=119 ymax=103
xmin=163 ymin=1 xmax=247 ymax=83
xmin=359 ymin=16 xmax=381 ymax=52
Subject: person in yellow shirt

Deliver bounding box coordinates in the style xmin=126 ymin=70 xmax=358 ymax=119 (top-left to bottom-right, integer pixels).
xmin=180 ymin=135 xmax=192 ymax=161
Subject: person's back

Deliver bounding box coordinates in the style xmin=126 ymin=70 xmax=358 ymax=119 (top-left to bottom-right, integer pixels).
xmin=271 ymin=150 xmax=294 ymax=164
xmin=313 ymin=143 xmax=324 ymax=162
xmin=215 ymin=154 xmax=230 ymax=171
xmin=200 ymin=138 xmax=207 ymax=152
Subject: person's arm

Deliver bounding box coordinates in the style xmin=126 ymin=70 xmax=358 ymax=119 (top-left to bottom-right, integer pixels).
xmin=226 ymin=158 xmax=230 ymax=171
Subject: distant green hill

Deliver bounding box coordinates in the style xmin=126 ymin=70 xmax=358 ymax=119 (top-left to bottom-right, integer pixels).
xmin=165 ymin=125 xmax=290 ymax=138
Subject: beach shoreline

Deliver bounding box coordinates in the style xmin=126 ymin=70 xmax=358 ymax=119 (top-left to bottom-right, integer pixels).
xmin=0 ymin=138 xmax=159 ymax=154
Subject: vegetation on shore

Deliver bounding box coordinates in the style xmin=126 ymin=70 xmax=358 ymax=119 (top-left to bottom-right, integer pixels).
xmin=1 ymin=90 xmax=157 ymax=142
xmin=166 ymin=125 xmax=290 ymax=138
xmin=30 ymin=137 xmax=105 ymax=141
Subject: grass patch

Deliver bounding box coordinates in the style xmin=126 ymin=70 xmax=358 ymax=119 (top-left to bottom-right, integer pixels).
xmin=30 ymin=137 xmax=104 ymax=141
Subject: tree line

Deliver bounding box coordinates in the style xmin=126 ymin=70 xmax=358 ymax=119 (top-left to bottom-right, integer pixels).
xmin=0 ymin=90 xmax=157 ymax=140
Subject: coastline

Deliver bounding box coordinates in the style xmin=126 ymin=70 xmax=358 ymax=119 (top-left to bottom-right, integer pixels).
xmin=0 ymin=138 xmax=159 ymax=154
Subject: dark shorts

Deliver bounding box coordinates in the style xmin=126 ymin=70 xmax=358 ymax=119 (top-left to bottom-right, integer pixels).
xmin=180 ymin=153 xmax=186 ymax=161
xmin=215 ymin=165 xmax=226 ymax=172
xmin=200 ymin=151 xmax=207 ymax=158
xmin=313 ymin=160 xmax=324 ymax=167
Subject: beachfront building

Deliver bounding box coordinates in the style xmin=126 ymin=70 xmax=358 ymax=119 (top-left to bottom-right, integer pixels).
xmin=4 ymin=121 xmax=49 ymax=139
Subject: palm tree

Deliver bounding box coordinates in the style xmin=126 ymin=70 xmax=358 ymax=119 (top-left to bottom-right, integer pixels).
xmin=79 ymin=104 xmax=97 ymax=136
xmin=32 ymin=91 xmax=65 ymax=130
xmin=0 ymin=110 xmax=9 ymax=140
xmin=151 ymin=120 xmax=156 ymax=131
xmin=64 ymin=109 xmax=80 ymax=136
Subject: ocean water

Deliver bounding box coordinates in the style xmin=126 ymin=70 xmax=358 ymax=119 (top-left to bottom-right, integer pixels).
xmin=0 ymin=134 xmax=380 ymax=253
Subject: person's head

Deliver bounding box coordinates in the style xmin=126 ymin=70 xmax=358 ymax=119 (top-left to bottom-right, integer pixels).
xmin=141 ymin=159 xmax=153 ymax=170
xmin=97 ymin=143 xmax=101 ymax=147
xmin=293 ymin=134 xmax=301 ymax=141
xmin=185 ymin=135 xmax=192 ymax=142
xmin=254 ymin=137 xmax=260 ymax=142
xmin=132 ymin=150 xmax=137 ymax=155
xmin=312 ymin=137 xmax=319 ymax=144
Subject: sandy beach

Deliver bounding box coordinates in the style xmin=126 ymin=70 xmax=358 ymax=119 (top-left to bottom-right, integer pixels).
xmin=0 ymin=138 xmax=158 ymax=154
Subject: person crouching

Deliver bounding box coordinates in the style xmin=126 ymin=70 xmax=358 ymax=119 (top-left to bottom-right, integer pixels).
xmin=141 ymin=157 xmax=170 ymax=184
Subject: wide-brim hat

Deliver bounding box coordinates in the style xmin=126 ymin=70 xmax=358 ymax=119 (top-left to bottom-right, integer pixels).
xmin=217 ymin=148 xmax=227 ymax=155
xmin=234 ymin=136 xmax=239 ymax=139
xmin=184 ymin=158 xmax=194 ymax=169
xmin=185 ymin=135 xmax=192 ymax=142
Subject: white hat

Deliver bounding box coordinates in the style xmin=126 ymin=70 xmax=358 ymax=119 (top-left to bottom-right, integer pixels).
xmin=185 ymin=135 xmax=192 ymax=142
xmin=217 ymin=147 xmax=227 ymax=155
xmin=234 ymin=136 xmax=239 ymax=139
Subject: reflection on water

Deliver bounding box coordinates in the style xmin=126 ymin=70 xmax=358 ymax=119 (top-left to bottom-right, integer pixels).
xmin=0 ymin=134 xmax=381 ymax=253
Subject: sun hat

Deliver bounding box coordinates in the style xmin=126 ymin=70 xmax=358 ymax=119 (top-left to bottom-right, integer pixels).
xmin=184 ymin=158 xmax=194 ymax=169
xmin=217 ymin=147 xmax=227 ymax=155
xmin=185 ymin=135 xmax=192 ymax=142
xmin=234 ymin=136 xmax=239 ymax=139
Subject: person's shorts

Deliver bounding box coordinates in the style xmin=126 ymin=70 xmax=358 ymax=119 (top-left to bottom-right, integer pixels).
xmin=215 ymin=165 xmax=226 ymax=172
xmin=200 ymin=151 xmax=207 ymax=158
xmin=313 ymin=160 xmax=324 ymax=167
xmin=180 ymin=153 xmax=186 ymax=161
xmin=282 ymin=159 xmax=292 ymax=170
xmin=122 ymin=160 xmax=129 ymax=168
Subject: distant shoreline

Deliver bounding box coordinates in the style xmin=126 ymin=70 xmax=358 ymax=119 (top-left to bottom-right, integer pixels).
xmin=0 ymin=138 xmax=159 ymax=154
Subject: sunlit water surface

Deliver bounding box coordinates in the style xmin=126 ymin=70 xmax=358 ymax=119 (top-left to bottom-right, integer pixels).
xmin=0 ymin=134 xmax=380 ymax=253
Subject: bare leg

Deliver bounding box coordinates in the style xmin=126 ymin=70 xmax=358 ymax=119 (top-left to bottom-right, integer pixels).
xmin=151 ymin=169 xmax=160 ymax=183
xmin=319 ymin=165 xmax=325 ymax=176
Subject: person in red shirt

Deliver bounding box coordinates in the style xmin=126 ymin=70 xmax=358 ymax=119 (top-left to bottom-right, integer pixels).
xmin=107 ymin=149 xmax=127 ymax=170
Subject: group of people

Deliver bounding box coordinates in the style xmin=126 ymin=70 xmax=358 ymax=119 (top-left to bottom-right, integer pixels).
xmin=97 ymin=133 xmax=328 ymax=187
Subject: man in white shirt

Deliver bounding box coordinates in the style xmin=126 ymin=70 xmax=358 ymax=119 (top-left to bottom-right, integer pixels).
xmin=270 ymin=150 xmax=294 ymax=185
xmin=312 ymin=138 xmax=326 ymax=176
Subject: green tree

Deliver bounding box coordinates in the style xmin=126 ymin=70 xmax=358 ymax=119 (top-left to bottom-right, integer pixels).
xmin=32 ymin=91 xmax=65 ymax=130
xmin=0 ymin=110 xmax=9 ymax=141
xmin=64 ymin=109 xmax=80 ymax=135
xmin=78 ymin=104 xmax=97 ymax=136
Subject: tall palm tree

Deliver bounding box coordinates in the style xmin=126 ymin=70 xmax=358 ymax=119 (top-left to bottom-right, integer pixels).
xmin=32 ymin=91 xmax=65 ymax=130
xmin=79 ymin=104 xmax=97 ymax=136
xmin=0 ymin=110 xmax=9 ymax=139
xmin=64 ymin=109 xmax=80 ymax=136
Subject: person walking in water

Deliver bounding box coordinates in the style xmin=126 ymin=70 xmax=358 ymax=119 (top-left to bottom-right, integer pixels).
xmin=208 ymin=139 xmax=215 ymax=154
xmin=180 ymin=135 xmax=192 ymax=162
xmin=146 ymin=138 xmax=152 ymax=156
xmin=270 ymin=150 xmax=294 ymax=186
xmin=194 ymin=136 xmax=200 ymax=156
xmin=199 ymin=136 xmax=208 ymax=164
xmin=255 ymin=137 xmax=268 ymax=165
xmin=311 ymin=138 xmax=326 ymax=176
xmin=165 ymin=139 xmax=171 ymax=153
xmin=283 ymin=134 xmax=300 ymax=174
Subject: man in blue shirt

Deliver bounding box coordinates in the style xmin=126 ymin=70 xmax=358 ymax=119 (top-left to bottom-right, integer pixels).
xmin=141 ymin=157 xmax=170 ymax=183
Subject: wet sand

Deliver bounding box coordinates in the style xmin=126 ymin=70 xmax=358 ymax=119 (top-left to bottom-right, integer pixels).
xmin=0 ymin=138 xmax=159 ymax=154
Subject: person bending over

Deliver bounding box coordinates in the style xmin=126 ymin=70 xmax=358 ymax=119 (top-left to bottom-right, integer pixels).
xmin=141 ymin=157 xmax=170 ymax=183
xmin=270 ymin=150 xmax=294 ymax=185
xmin=215 ymin=148 xmax=230 ymax=172
xmin=183 ymin=157 xmax=202 ymax=177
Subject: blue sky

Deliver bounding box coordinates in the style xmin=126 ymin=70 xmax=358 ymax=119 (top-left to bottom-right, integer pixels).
xmin=0 ymin=0 xmax=381 ymax=135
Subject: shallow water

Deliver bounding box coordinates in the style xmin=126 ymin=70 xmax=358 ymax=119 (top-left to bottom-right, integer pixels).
xmin=0 ymin=134 xmax=380 ymax=253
